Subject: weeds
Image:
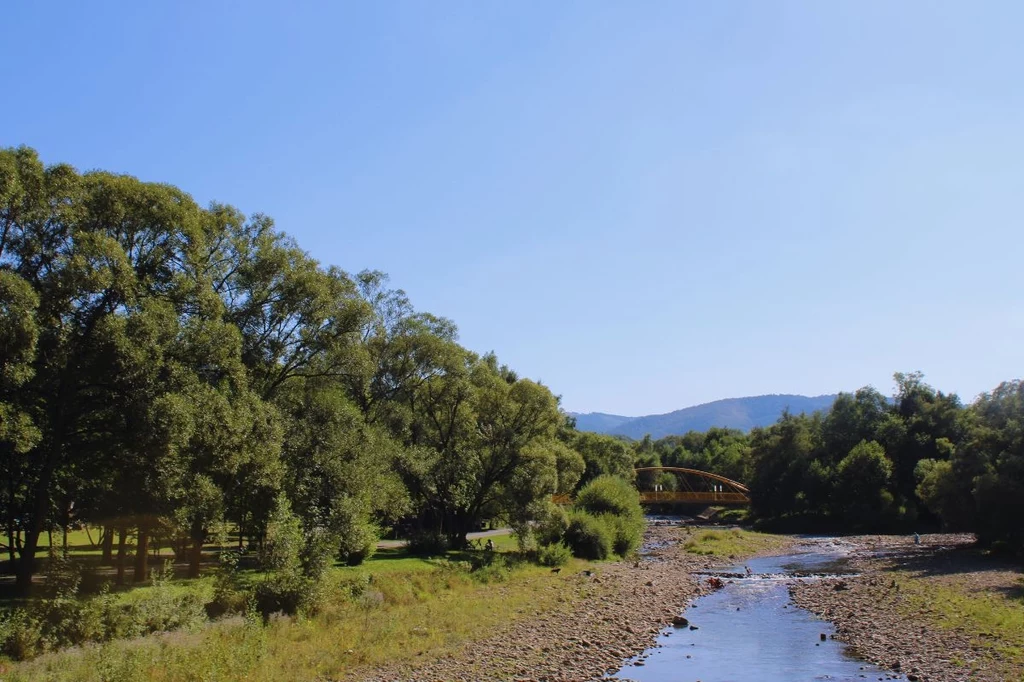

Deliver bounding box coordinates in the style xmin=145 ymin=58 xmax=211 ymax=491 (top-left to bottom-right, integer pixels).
xmin=4 ymin=557 xmax=576 ymax=682
xmin=0 ymin=560 xmax=207 ymax=661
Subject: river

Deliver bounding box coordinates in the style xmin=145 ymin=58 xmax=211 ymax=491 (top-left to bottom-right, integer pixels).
xmin=611 ymin=543 xmax=907 ymax=682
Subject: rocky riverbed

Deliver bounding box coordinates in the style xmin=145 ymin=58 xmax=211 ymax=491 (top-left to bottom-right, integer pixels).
xmin=789 ymin=534 xmax=1022 ymax=682
xmin=354 ymin=524 xmax=791 ymax=682
xmin=353 ymin=530 xmax=1022 ymax=682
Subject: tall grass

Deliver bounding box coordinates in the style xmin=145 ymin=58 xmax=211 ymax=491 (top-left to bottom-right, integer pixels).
xmin=2 ymin=557 xmax=584 ymax=682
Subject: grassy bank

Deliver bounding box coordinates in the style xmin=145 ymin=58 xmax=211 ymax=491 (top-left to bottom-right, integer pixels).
xmin=897 ymin=573 xmax=1024 ymax=678
xmin=1 ymin=551 xmax=590 ymax=682
xmin=681 ymin=527 xmax=791 ymax=558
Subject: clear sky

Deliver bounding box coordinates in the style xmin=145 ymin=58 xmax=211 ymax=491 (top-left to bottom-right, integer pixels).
xmin=3 ymin=1 xmax=1021 ymax=416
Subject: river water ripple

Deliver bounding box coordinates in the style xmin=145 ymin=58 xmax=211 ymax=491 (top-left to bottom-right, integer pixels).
xmin=611 ymin=546 xmax=906 ymax=682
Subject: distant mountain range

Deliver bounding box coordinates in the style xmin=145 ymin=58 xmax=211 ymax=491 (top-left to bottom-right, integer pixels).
xmin=569 ymin=394 xmax=838 ymax=439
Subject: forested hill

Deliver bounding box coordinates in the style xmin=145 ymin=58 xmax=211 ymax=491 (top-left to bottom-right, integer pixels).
xmin=571 ymin=394 xmax=838 ymax=439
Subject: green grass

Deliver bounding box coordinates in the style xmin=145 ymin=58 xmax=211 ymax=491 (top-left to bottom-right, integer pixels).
xmin=19 ymin=529 xmax=177 ymax=558
xmin=899 ymin=578 xmax=1024 ymax=679
xmin=2 ymin=527 xmax=519 ymax=601
xmin=0 ymin=529 xmax=574 ymax=679
xmin=2 ymin=555 xmax=593 ymax=682
xmin=681 ymin=528 xmax=789 ymax=557
xmin=714 ymin=507 xmax=750 ymax=524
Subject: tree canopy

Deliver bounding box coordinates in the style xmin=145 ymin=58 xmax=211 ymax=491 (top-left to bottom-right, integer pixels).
xmin=0 ymin=147 xmax=595 ymax=592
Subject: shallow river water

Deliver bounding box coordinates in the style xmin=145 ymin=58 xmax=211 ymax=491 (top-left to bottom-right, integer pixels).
xmin=611 ymin=547 xmax=906 ymax=682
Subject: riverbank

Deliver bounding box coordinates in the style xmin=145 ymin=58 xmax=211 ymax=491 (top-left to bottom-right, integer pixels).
xmin=789 ymin=534 xmax=1023 ymax=682
xmin=0 ymin=526 xmax=789 ymax=682
xmin=354 ymin=525 xmax=792 ymax=682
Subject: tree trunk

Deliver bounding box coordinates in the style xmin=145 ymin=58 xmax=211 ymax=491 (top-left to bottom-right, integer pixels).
xmin=445 ymin=512 xmax=470 ymax=550
xmin=188 ymin=531 xmax=203 ymax=579
xmin=133 ymin=524 xmax=149 ymax=583
xmin=6 ymin=476 xmax=18 ymax=566
xmin=115 ymin=525 xmax=128 ymax=585
xmin=14 ymin=528 xmax=40 ymax=595
xmin=15 ymin=479 xmax=51 ymax=595
xmin=101 ymin=526 xmax=114 ymax=565
xmin=6 ymin=527 xmax=15 ymax=566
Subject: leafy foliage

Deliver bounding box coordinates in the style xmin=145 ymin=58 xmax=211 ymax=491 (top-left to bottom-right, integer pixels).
xmin=536 ymin=542 xmax=572 ymax=567
xmin=0 ymin=147 xmax=592 ymax=598
xmin=562 ymin=511 xmax=613 ymax=560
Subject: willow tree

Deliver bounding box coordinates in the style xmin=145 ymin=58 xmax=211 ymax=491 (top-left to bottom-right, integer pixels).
xmin=402 ymin=352 xmax=565 ymax=547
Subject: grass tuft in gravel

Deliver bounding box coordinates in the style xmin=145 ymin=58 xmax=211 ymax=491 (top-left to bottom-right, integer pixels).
xmin=682 ymin=528 xmax=788 ymax=557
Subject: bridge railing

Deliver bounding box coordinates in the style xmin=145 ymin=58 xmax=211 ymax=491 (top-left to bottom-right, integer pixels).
xmin=637 ymin=491 xmax=749 ymax=504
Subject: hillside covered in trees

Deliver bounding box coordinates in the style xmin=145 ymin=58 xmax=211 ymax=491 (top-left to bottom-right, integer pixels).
xmin=571 ymin=394 xmax=838 ymax=438
xmin=630 ymin=374 xmax=1023 ymax=549
xmin=0 ymin=147 xmax=641 ymax=596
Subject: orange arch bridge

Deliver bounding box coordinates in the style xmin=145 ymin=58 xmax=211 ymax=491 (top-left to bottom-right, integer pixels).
xmin=634 ymin=467 xmax=751 ymax=505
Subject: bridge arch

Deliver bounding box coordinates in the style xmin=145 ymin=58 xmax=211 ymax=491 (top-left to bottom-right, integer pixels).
xmin=634 ymin=466 xmax=750 ymax=505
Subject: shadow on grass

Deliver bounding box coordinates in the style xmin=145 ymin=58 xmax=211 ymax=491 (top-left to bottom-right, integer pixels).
xmin=992 ymin=578 xmax=1024 ymax=604
xmin=886 ymin=544 xmax=1024 ymax=581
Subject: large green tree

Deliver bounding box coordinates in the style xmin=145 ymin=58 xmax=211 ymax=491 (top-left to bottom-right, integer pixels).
xmin=401 ymin=353 xmax=565 ymax=546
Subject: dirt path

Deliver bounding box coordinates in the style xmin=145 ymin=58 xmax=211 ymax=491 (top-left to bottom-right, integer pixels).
xmin=789 ymin=534 xmax=1023 ymax=682
xmin=352 ymin=525 xmax=792 ymax=682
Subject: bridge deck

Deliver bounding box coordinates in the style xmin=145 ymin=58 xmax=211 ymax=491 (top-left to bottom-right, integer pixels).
xmin=553 ymin=467 xmax=752 ymax=506
xmin=638 ymin=491 xmax=749 ymax=504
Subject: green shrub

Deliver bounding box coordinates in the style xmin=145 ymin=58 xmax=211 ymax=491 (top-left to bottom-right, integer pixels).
xmin=122 ymin=564 xmax=207 ymax=635
xmin=254 ymin=572 xmax=316 ymax=620
xmin=574 ymin=475 xmax=642 ymax=520
xmin=570 ymin=475 xmax=644 ymax=559
xmin=407 ymin=530 xmax=449 ymax=555
xmin=0 ymin=609 xmax=45 ymax=660
xmin=0 ymin=564 xmax=207 ymax=661
xmin=207 ymin=550 xmax=248 ymax=618
xmin=470 ymin=560 xmax=510 ymax=583
xmin=337 ymin=520 xmax=379 ymax=566
xmin=534 ymin=503 xmax=569 ymax=546
xmin=468 ymin=553 xmax=522 ymax=583
xmin=300 ymin=525 xmax=339 ymax=577
xmin=564 ymin=511 xmax=612 ymax=560
xmin=334 ymin=574 xmax=372 ymax=601
xmin=537 ymin=542 xmax=572 ymax=567
xmin=602 ymin=512 xmax=643 ymax=557
xmin=260 ymin=494 xmax=303 ymax=573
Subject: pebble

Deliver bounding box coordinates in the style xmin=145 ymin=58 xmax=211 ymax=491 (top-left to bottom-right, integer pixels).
xmin=354 ymin=524 xmax=769 ymax=682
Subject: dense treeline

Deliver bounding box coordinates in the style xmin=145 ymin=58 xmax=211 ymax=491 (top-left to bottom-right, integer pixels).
xmin=0 ymin=147 xmax=637 ymax=596
xmin=629 ymin=373 xmax=1024 ymax=549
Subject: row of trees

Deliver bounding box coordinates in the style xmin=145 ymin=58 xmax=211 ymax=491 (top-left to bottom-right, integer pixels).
xmin=626 ymin=373 xmax=1023 ymax=548
xmin=0 ymin=147 xmax=633 ymax=594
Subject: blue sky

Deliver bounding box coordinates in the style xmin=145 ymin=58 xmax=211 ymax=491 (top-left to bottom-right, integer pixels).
xmin=3 ymin=1 xmax=1021 ymax=415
